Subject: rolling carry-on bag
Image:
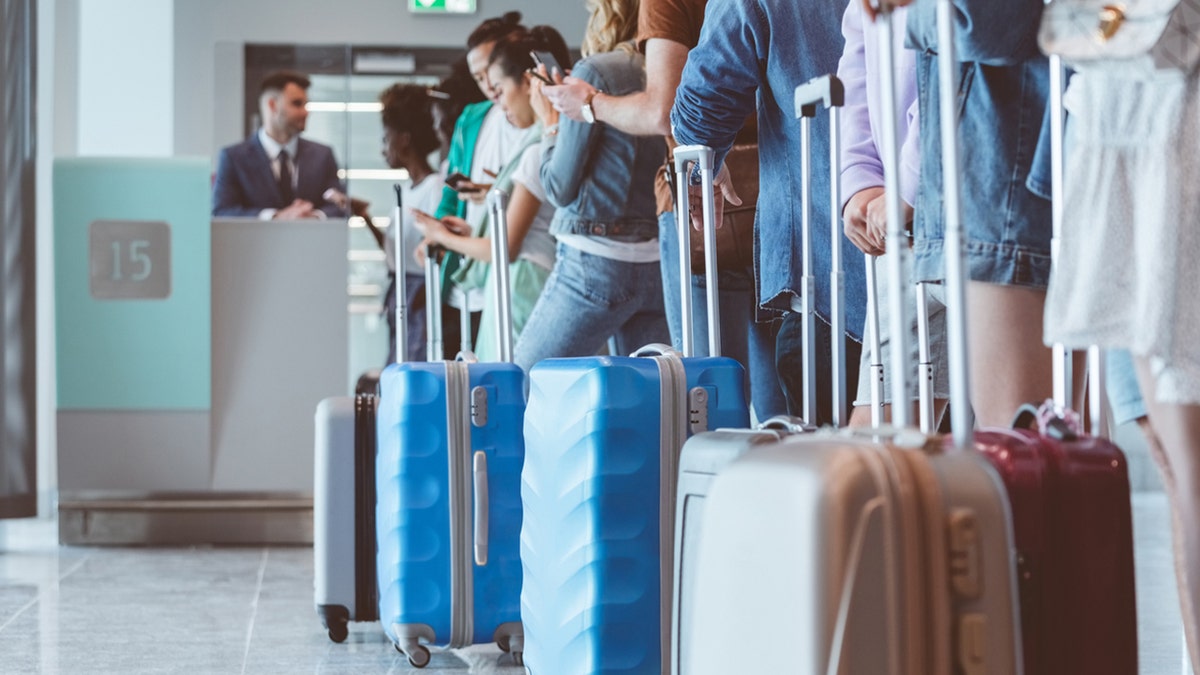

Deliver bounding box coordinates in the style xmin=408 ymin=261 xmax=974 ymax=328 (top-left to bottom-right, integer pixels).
xmin=375 ymin=188 xmax=525 ymax=668
xmin=519 ymin=145 xmax=750 ymax=675
xmin=955 ymin=27 xmax=1138 ymax=674
xmin=313 ymin=185 xmax=407 ymax=642
xmin=683 ymin=13 xmax=1024 ymax=673
xmin=669 ymin=75 xmax=850 ymax=675
xmin=314 ymin=383 xmax=380 ymax=642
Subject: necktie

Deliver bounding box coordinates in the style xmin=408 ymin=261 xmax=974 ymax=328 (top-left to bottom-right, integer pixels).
xmin=277 ymin=149 xmax=294 ymax=205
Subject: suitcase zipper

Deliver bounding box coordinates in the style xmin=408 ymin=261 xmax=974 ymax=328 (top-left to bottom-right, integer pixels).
xmin=655 ymin=353 xmax=688 ymax=674
xmin=445 ymin=361 xmax=475 ymax=648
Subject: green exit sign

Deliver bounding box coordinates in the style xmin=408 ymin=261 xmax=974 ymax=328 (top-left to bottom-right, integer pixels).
xmin=409 ymin=0 xmax=476 ymax=13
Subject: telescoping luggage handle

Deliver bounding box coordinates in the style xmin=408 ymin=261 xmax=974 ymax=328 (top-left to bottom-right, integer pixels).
xmin=464 ymin=188 xmax=520 ymax=568
xmin=671 ymin=145 xmax=723 ymax=358
xmin=392 ymin=184 xmax=448 ymax=363
xmin=1045 ymin=32 xmax=1109 ymax=437
xmin=930 ymin=0 xmax=973 ymax=449
xmin=393 ymin=185 xmax=409 ymax=364
xmin=794 ymin=74 xmax=847 ymax=428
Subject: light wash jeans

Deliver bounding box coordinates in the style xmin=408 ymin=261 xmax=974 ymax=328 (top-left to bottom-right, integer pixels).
xmin=514 ymin=242 xmax=669 ymax=372
xmin=658 ymin=212 xmax=787 ymax=420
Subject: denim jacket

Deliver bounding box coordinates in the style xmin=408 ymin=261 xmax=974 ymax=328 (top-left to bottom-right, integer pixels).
xmin=540 ymin=51 xmax=661 ymax=241
xmin=669 ymin=0 xmax=865 ymax=335
xmin=906 ymin=0 xmax=1054 ymax=288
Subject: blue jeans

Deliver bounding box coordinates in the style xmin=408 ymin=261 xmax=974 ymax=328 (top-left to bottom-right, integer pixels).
xmin=1107 ymin=349 xmax=1147 ymax=427
xmin=658 ymin=212 xmax=787 ymax=420
xmin=513 ymin=243 xmax=670 ymax=372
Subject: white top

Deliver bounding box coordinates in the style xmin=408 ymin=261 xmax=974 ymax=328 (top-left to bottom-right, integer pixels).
xmin=508 ymin=145 xmax=558 ymax=271
xmin=466 ymin=106 xmax=529 ymax=227
xmin=556 ymin=233 xmax=660 ymax=263
xmin=386 ymin=170 xmax=444 ymax=277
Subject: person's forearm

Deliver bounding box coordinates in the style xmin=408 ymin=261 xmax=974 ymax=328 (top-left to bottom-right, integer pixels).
xmin=593 ymin=90 xmax=672 ymax=137
xmin=438 ymin=233 xmax=493 ymax=263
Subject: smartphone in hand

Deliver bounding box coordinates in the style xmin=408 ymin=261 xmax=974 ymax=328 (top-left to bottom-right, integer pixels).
xmin=444 ymin=172 xmax=470 ymax=190
xmin=530 ymin=51 xmax=565 ymax=80
xmin=528 ymin=67 xmax=554 ymax=86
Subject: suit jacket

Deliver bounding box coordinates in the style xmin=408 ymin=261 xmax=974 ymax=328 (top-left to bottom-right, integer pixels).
xmin=211 ymin=134 xmax=347 ymax=218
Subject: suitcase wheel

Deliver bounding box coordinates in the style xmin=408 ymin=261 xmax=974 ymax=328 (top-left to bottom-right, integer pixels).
xmin=395 ymin=640 xmax=431 ymax=668
xmin=327 ymin=624 xmax=348 ymax=643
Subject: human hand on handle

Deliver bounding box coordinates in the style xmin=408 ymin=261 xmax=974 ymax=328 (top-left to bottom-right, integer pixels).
xmin=686 ymin=161 xmax=742 ymax=232
xmin=844 ymin=187 xmax=886 ymax=256
xmin=862 ymin=0 xmax=913 ymax=21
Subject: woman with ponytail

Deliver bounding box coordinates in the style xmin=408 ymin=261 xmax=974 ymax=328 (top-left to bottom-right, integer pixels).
xmin=511 ymin=0 xmax=668 ymax=371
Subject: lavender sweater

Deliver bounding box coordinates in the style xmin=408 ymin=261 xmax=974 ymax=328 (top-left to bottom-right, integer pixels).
xmin=836 ymin=2 xmax=921 ymax=211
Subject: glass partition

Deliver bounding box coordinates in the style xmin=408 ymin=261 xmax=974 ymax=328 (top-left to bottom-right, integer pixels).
xmin=245 ymin=45 xmax=459 ymax=389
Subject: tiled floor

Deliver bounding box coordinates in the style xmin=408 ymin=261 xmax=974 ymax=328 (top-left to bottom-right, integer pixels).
xmin=0 ymin=494 xmax=1192 ymax=674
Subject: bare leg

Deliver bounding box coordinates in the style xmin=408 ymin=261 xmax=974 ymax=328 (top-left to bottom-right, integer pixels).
xmin=967 ymin=282 xmax=1087 ymax=428
xmin=1134 ymin=359 xmax=1200 ymax=669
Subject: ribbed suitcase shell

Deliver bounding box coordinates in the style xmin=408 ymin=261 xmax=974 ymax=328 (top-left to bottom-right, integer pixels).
xmin=376 ymin=360 xmax=525 ymax=658
xmin=971 ymin=427 xmax=1137 ymax=674
xmin=687 ymin=432 xmax=1023 ymax=675
xmin=520 ymin=354 xmax=748 ymax=675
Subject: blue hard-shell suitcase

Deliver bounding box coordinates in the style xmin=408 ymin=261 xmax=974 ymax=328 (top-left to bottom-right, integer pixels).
xmin=374 ymin=189 xmax=525 ymax=668
xmin=519 ymin=146 xmax=749 ymax=675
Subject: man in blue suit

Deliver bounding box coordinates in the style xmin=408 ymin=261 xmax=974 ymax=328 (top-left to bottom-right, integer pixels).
xmin=212 ymin=71 xmax=347 ymax=219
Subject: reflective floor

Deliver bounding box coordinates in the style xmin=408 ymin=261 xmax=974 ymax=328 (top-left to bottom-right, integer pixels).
xmin=0 ymin=493 xmax=1191 ymax=674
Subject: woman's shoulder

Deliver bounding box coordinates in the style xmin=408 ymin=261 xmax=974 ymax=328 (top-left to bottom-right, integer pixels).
xmin=575 ymin=50 xmax=646 ymax=93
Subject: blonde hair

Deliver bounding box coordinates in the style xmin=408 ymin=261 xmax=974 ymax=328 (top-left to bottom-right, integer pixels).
xmin=580 ymin=0 xmax=640 ymax=57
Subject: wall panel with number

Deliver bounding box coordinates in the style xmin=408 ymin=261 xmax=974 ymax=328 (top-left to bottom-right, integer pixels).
xmin=53 ymin=158 xmax=213 ymax=491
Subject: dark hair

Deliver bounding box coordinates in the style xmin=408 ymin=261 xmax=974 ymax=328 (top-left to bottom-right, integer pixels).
xmin=260 ymin=70 xmax=311 ymax=96
xmin=466 ymin=11 xmax=525 ymax=50
xmin=429 ymin=58 xmax=486 ymax=136
xmin=487 ymin=25 xmax=570 ymax=82
xmin=379 ymin=84 xmax=440 ymax=158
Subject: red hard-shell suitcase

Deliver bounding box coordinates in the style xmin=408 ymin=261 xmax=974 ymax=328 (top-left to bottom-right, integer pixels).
xmin=924 ymin=5 xmax=1139 ymax=672
xmin=970 ymin=413 xmax=1137 ymax=675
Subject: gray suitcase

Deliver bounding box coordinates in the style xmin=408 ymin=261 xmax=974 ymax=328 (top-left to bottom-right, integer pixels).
xmin=314 ymin=389 xmax=379 ymax=642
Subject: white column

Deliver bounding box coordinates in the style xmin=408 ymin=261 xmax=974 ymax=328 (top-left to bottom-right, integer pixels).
xmin=77 ymin=0 xmax=173 ymax=156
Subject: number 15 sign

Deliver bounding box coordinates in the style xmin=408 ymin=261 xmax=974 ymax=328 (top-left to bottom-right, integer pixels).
xmin=89 ymin=220 xmax=171 ymax=300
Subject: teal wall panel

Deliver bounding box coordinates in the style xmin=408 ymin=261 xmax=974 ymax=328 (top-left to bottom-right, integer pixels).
xmin=54 ymin=157 xmax=211 ymax=410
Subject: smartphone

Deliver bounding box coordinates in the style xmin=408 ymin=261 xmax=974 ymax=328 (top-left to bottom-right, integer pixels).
xmin=530 ymin=50 xmax=564 ymax=80
xmin=527 ymin=67 xmax=554 ymax=86
xmin=444 ymin=172 xmax=472 ymax=191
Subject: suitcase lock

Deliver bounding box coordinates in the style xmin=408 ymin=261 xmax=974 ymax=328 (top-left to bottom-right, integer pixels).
xmin=948 ymin=509 xmax=982 ymax=599
xmin=470 ymin=386 xmax=489 ymax=427
xmin=688 ymin=387 xmax=709 ymax=434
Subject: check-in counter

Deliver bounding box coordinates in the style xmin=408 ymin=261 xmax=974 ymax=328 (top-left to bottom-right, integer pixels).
xmin=53 ymin=157 xmax=349 ymax=544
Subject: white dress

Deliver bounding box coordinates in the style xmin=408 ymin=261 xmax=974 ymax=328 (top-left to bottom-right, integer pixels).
xmin=1043 ymin=68 xmax=1200 ymax=405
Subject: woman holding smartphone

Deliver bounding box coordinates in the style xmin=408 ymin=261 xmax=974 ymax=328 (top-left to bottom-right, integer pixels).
xmin=414 ymin=27 xmax=571 ymax=363
xmin=511 ymin=0 xmax=668 ymax=371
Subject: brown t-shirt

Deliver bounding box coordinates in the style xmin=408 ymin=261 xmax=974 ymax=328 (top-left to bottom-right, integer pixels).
xmin=637 ymin=0 xmax=757 ymax=215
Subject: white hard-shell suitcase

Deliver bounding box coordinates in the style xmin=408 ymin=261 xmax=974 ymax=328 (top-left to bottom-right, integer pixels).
xmin=670 ymin=73 xmax=850 ymax=675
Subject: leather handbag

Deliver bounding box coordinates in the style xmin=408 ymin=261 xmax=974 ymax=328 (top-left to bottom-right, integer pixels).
xmin=1039 ymin=0 xmax=1200 ymax=73
xmin=685 ymin=143 xmax=758 ymax=273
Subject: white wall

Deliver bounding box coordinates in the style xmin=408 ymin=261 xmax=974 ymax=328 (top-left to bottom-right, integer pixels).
xmin=173 ymin=0 xmax=590 ymax=156
xmin=77 ymin=0 xmax=174 ymax=156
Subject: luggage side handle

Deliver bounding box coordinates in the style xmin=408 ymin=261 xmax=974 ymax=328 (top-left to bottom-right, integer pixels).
xmin=473 ymin=450 xmax=488 ymax=566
